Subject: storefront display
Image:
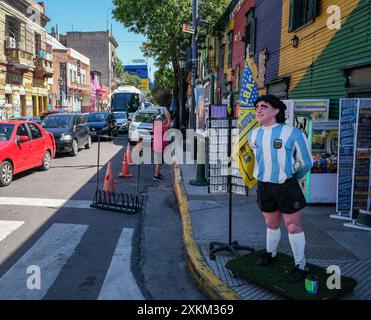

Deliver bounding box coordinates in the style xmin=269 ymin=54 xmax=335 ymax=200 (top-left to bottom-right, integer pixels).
xmin=336 ymin=98 xmax=371 ymax=231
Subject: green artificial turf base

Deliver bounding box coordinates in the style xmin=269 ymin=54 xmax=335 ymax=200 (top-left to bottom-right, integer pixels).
xmin=225 ymin=250 xmax=357 ymax=300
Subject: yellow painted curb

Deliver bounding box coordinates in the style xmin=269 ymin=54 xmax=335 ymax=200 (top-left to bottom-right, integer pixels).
xmin=172 ymin=164 xmax=240 ymax=300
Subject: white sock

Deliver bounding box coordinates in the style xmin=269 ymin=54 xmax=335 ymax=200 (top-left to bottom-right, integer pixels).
xmin=266 ymin=228 xmax=281 ymax=257
xmin=288 ymin=232 xmax=306 ymax=270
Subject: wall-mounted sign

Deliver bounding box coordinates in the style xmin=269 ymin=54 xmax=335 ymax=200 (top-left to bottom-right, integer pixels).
xmin=132 ymin=59 xmax=146 ymax=64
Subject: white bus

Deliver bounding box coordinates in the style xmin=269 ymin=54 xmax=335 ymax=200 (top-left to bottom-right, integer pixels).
xmin=109 ymin=86 xmax=146 ymax=118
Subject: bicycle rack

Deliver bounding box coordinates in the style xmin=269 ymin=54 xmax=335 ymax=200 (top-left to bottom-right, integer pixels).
xmin=90 ymin=190 xmax=141 ymax=214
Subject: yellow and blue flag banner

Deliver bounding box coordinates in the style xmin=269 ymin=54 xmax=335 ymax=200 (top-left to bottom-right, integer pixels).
xmin=234 ymin=58 xmax=260 ymax=189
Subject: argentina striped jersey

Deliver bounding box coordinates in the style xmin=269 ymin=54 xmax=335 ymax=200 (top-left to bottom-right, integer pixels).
xmin=247 ymin=123 xmax=313 ymax=184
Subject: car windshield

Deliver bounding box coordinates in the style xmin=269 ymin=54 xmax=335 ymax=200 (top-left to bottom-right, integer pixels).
xmin=113 ymin=112 xmax=127 ymax=119
xmin=87 ymin=113 xmax=107 ymax=122
xmin=133 ymin=111 xmax=159 ymax=123
xmin=43 ymin=115 xmax=74 ymax=129
xmin=0 ymin=124 xmax=14 ymax=141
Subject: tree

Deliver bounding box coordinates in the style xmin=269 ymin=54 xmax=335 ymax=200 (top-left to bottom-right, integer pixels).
xmin=112 ymin=71 xmax=142 ymax=90
xmin=113 ymin=0 xmax=230 ymax=126
xmin=151 ymin=65 xmax=174 ymax=107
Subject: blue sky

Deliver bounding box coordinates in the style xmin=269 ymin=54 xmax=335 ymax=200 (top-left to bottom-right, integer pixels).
xmin=44 ymin=0 xmax=156 ymax=80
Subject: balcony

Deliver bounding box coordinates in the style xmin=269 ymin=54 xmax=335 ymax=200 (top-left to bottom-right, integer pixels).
xmin=5 ymin=48 xmax=35 ymax=71
xmin=34 ymin=55 xmax=54 ymax=78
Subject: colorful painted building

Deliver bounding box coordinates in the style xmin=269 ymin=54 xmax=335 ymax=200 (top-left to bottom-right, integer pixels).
xmin=124 ymin=64 xmax=150 ymax=94
xmin=197 ymin=0 xmax=370 ymax=119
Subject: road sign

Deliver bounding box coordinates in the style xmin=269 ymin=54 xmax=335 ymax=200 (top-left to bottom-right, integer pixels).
xmin=182 ymin=23 xmax=195 ymax=34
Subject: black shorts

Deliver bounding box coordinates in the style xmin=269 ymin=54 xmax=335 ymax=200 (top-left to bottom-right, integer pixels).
xmin=257 ymin=177 xmax=307 ymax=214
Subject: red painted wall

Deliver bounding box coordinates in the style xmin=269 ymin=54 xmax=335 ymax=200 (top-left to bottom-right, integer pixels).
xmin=231 ymin=0 xmax=255 ymax=89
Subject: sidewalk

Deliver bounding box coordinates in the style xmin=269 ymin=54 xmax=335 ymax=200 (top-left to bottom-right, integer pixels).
xmin=174 ymin=164 xmax=371 ymax=300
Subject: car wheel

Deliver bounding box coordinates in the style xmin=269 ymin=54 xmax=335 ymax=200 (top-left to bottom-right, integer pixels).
xmin=85 ymin=136 xmax=92 ymax=149
xmin=40 ymin=151 xmax=51 ymax=171
xmin=70 ymin=140 xmax=78 ymax=156
xmin=0 ymin=161 xmax=13 ymax=187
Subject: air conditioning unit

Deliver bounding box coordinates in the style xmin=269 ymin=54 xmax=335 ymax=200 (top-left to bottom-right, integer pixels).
xmin=6 ymin=36 xmax=17 ymax=49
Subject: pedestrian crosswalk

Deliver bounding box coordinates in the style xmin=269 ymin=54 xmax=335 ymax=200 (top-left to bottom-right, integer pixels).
xmin=0 ymin=221 xmax=144 ymax=300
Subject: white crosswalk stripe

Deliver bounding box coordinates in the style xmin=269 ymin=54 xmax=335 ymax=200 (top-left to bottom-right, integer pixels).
xmin=0 ymin=221 xmax=143 ymax=300
xmin=98 ymin=228 xmax=144 ymax=300
xmin=0 ymin=197 xmax=92 ymax=209
xmin=0 ymin=220 xmax=24 ymax=242
xmin=0 ymin=223 xmax=88 ymax=300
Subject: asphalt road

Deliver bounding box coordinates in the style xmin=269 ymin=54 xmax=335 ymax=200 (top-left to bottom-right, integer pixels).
xmin=0 ymin=134 xmax=204 ymax=300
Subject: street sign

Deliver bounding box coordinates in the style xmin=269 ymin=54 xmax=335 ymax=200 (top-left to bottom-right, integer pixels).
xmin=182 ymin=23 xmax=195 ymax=34
xmin=132 ymin=59 xmax=146 ymax=64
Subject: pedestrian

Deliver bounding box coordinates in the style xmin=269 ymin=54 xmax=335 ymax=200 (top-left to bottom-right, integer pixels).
xmin=247 ymin=94 xmax=313 ymax=282
xmin=153 ymin=114 xmax=168 ymax=181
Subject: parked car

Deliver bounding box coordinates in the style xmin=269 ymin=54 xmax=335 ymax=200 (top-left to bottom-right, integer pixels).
xmin=10 ymin=116 xmax=42 ymax=124
xmin=113 ymin=111 xmax=129 ymax=133
xmin=128 ymin=107 xmax=162 ymax=144
xmin=42 ymin=113 xmax=91 ymax=156
xmin=0 ymin=120 xmax=56 ymax=187
xmin=39 ymin=108 xmax=71 ymax=121
xmin=86 ymin=111 xmax=118 ymax=140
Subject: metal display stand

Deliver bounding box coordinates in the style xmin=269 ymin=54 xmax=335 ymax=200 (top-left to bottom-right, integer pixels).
xmin=207 ymin=105 xmax=254 ymax=259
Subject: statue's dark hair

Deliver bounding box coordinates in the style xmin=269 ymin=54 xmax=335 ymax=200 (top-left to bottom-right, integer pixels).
xmin=253 ymin=95 xmax=287 ymax=124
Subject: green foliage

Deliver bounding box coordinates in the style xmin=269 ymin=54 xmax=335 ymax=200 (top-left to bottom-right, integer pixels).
xmin=152 ymin=66 xmax=174 ymax=92
xmin=113 ymin=0 xmax=230 ymax=72
xmin=112 ymin=71 xmax=142 ymax=90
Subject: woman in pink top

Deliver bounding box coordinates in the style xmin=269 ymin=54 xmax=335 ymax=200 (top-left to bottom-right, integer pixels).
xmin=153 ymin=115 xmax=167 ymax=180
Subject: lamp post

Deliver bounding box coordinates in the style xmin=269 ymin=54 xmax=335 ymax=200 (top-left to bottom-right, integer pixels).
xmin=58 ymin=78 xmax=63 ymax=108
xmin=179 ymin=58 xmax=186 ymax=132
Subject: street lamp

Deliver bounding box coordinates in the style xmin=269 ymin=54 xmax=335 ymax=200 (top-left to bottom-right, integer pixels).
xmin=179 ymin=58 xmax=187 ymax=131
xmin=58 ymin=78 xmax=63 ymax=107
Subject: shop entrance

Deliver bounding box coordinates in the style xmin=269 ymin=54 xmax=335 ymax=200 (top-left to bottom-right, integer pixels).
xmin=21 ymin=95 xmax=26 ymax=116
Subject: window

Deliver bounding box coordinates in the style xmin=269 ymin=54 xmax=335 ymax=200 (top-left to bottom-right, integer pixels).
xmin=219 ymin=43 xmax=225 ymax=68
xmin=5 ymin=15 xmax=20 ymax=47
xmin=227 ymin=31 xmax=233 ymax=68
xmin=35 ymin=33 xmax=41 ymax=57
xmin=70 ymin=70 xmax=73 ymax=82
xmin=289 ymin=0 xmax=319 ymax=31
xmin=244 ymin=10 xmax=256 ymax=58
xmin=28 ymin=123 xmax=42 ymax=139
xmin=17 ymin=124 xmax=29 ymax=137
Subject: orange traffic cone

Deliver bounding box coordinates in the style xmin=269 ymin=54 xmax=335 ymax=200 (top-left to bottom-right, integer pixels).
xmin=119 ymin=154 xmax=133 ymax=178
xmin=103 ymin=161 xmax=115 ymax=193
xmin=126 ymin=142 xmax=134 ymax=165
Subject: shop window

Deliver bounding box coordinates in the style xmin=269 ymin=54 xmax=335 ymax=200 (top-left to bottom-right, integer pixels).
xmin=244 ymin=10 xmax=256 ymax=58
xmin=227 ymin=31 xmax=233 ymax=68
xmin=289 ymin=0 xmax=320 ymax=32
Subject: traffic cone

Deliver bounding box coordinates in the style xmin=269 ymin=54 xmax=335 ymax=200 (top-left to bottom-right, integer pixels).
xmin=119 ymin=154 xmax=133 ymax=178
xmin=126 ymin=142 xmax=134 ymax=165
xmin=103 ymin=161 xmax=115 ymax=193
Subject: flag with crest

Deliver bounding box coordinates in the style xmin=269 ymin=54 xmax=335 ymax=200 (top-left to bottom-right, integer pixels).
xmin=234 ymin=57 xmax=260 ymax=188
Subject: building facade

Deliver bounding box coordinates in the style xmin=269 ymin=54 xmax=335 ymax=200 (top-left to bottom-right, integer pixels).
xmin=60 ymin=31 xmax=118 ymax=90
xmin=196 ymin=0 xmax=371 ymax=119
xmin=0 ymin=0 xmax=53 ymax=118
xmin=124 ymin=64 xmax=150 ymax=94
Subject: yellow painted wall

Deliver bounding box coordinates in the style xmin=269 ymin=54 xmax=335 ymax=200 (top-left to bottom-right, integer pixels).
xmin=224 ymin=19 xmax=235 ymax=81
xmin=279 ymin=0 xmax=360 ymax=91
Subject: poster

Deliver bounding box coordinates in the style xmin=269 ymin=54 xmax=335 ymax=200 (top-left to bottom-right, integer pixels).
xmin=336 ymin=99 xmax=358 ymax=213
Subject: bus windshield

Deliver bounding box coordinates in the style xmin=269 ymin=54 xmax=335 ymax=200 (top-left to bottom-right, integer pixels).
xmin=111 ymin=93 xmax=140 ymax=113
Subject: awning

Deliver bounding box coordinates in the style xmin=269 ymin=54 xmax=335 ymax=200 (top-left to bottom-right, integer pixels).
xmin=5 ymin=84 xmax=12 ymax=94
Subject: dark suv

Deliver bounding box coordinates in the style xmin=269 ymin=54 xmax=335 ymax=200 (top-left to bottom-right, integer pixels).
xmin=42 ymin=113 xmax=91 ymax=156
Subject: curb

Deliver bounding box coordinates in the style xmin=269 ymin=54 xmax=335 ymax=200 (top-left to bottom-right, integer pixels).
xmin=172 ymin=163 xmax=240 ymax=300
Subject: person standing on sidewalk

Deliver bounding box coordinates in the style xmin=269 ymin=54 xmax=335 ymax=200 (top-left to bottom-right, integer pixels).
xmin=247 ymin=95 xmax=313 ymax=282
xmin=153 ymin=114 xmax=168 ymax=181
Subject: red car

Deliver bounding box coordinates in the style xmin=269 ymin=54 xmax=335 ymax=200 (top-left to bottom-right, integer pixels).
xmin=0 ymin=120 xmax=56 ymax=187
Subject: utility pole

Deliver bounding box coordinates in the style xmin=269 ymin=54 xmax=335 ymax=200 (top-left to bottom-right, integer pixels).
xmin=191 ymin=0 xmax=198 ymax=129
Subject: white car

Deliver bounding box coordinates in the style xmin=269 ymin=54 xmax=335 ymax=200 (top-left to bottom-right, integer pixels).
xmin=128 ymin=108 xmax=161 ymax=144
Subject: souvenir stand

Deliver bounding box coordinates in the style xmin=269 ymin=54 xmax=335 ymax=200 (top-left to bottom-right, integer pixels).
xmin=284 ymin=99 xmax=334 ymax=203
xmin=335 ymin=98 xmax=371 ymax=230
